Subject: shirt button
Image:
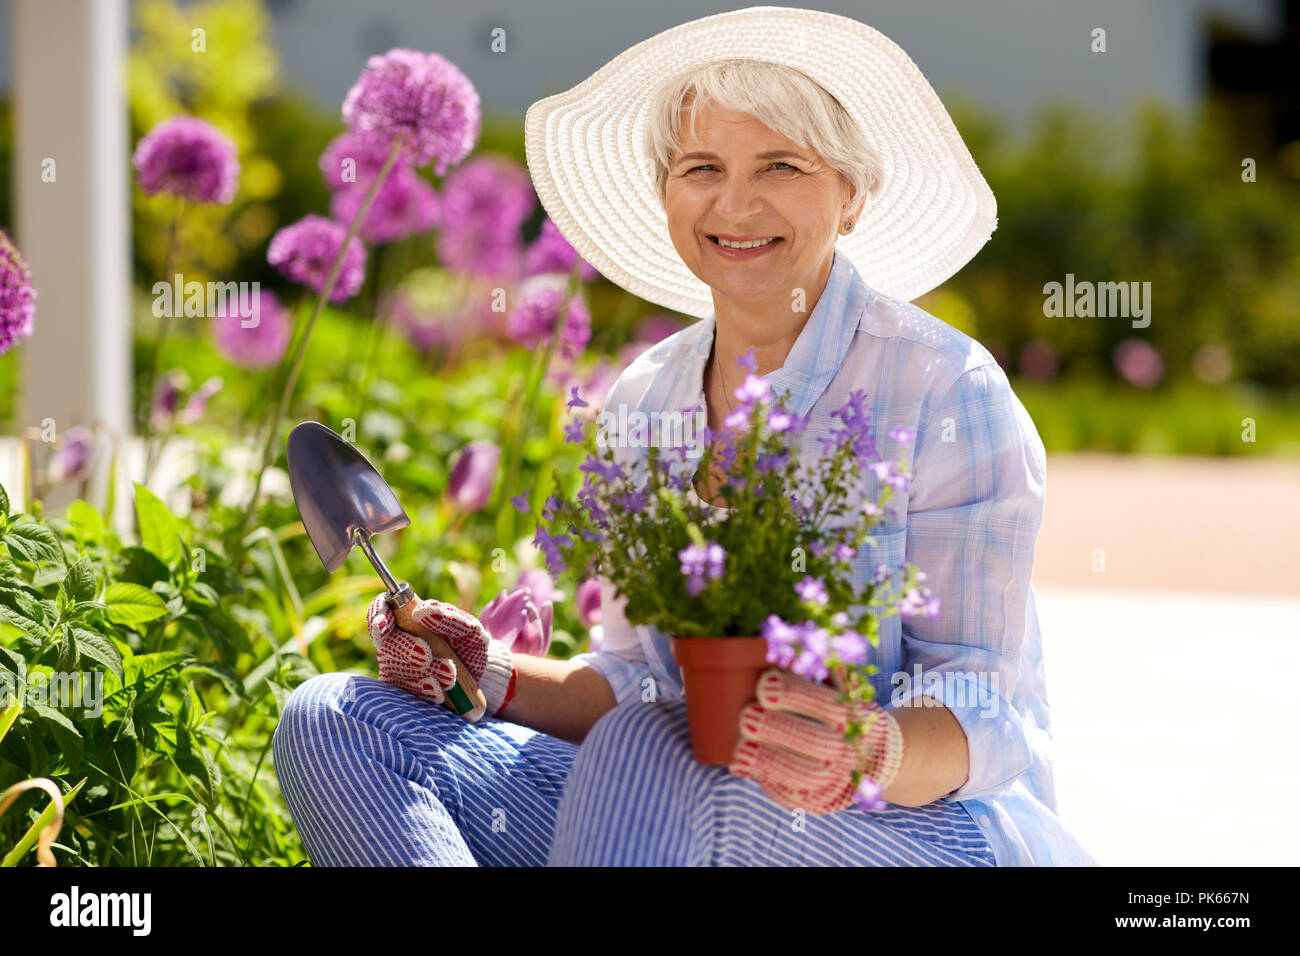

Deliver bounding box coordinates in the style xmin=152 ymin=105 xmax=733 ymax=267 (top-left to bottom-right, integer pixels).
xmin=978 ymin=815 xmax=992 ymax=827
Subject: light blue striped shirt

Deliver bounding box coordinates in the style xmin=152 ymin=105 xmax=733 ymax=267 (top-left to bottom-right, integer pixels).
xmin=571 ymin=248 xmax=1098 ymax=866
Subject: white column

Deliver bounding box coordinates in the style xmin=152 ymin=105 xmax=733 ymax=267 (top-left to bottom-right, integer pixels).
xmin=12 ymin=0 xmax=130 ymax=518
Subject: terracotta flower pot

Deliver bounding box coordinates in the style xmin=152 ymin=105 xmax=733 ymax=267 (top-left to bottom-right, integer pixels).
xmin=670 ymin=636 xmax=771 ymax=765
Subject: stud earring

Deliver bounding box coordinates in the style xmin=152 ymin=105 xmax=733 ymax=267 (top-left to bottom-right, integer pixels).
xmin=844 ymin=220 xmax=854 ymax=232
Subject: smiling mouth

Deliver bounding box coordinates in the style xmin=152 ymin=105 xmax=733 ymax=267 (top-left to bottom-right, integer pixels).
xmin=708 ymin=235 xmax=782 ymax=249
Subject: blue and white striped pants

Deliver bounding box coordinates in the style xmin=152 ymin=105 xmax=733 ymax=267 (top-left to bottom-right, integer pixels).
xmin=272 ymin=672 xmax=999 ymax=866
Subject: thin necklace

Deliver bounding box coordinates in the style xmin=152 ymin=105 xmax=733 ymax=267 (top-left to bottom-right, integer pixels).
xmin=713 ymin=333 xmax=736 ymax=414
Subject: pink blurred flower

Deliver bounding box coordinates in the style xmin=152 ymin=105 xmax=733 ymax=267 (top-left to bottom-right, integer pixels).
xmin=1114 ymin=338 xmax=1164 ymax=388
xmin=1017 ymin=339 xmax=1058 ymax=381
xmin=330 ymin=166 xmax=441 ymax=245
xmin=634 ymin=314 xmax=685 ymax=344
xmin=49 ymin=425 xmax=94 ymax=484
xmin=524 ymin=217 xmax=598 ymax=281
xmin=178 ymin=376 xmax=223 ymax=424
xmin=212 ymin=288 xmax=291 ymax=369
xmin=446 ymin=439 xmax=500 ymax=511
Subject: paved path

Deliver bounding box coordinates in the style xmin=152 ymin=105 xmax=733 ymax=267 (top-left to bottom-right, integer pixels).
xmin=1030 ymin=454 xmax=1300 ymax=865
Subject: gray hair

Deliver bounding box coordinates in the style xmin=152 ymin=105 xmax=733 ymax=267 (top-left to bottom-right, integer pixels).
xmin=643 ymin=59 xmax=884 ymax=209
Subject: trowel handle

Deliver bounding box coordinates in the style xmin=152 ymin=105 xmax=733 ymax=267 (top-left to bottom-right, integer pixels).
xmin=391 ymin=591 xmax=488 ymax=722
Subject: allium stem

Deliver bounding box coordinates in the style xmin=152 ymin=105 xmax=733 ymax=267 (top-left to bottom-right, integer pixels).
xmin=234 ymin=141 xmax=402 ymax=557
xmin=139 ymin=195 xmax=185 ymax=481
xmin=493 ymin=258 xmax=583 ymax=548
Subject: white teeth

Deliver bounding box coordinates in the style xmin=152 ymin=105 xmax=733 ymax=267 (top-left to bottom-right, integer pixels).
xmin=715 ymin=236 xmax=776 ymax=249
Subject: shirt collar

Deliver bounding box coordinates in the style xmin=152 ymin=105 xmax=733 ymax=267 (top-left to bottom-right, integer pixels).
xmin=655 ymin=246 xmax=869 ymax=424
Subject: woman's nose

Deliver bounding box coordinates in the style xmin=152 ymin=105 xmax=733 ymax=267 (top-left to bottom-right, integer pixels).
xmin=713 ymin=175 xmax=764 ymax=219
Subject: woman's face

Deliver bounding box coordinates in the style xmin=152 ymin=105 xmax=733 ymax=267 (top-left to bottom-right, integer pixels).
xmin=663 ymin=98 xmax=859 ymax=309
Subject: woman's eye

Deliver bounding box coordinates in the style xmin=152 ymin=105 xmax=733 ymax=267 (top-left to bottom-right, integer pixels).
xmin=770 ymin=162 xmax=798 ymax=171
xmin=687 ymin=164 xmax=715 ymax=173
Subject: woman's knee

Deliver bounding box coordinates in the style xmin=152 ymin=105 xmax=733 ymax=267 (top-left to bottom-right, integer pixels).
xmin=579 ymin=696 xmax=692 ymax=769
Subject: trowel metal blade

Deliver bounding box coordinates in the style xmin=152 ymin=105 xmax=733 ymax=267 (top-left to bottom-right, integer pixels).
xmin=285 ymin=421 xmax=410 ymax=573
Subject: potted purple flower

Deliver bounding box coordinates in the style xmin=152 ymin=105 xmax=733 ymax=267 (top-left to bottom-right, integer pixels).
xmin=524 ymin=354 xmax=939 ymax=767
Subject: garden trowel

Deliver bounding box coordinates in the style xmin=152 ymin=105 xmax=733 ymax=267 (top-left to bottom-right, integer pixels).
xmin=285 ymin=421 xmax=487 ymax=721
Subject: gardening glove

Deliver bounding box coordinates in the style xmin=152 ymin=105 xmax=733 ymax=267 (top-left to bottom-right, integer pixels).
xmin=366 ymin=593 xmax=517 ymax=720
xmin=729 ymin=668 xmax=903 ymax=815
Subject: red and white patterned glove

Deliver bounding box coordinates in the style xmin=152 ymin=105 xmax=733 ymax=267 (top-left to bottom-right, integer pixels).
xmin=729 ymin=668 xmax=904 ymax=814
xmin=366 ymin=594 xmax=517 ymax=720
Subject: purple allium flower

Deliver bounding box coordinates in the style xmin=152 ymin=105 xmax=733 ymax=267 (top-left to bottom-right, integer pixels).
xmin=1018 ymin=339 xmax=1058 ymax=381
xmin=267 ymin=214 xmax=367 ymax=303
xmin=341 ymin=48 xmax=481 ymax=174
xmin=435 ymin=156 xmax=534 ymax=277
xmin=679 ymin=541 xmax=726 ymax=596
xmin=446 ymin=439 xmax=500 ymax=511
xmin=507 ymin=282 xmax=591 ymax=360
xmin=440 ymin=154 xmax=534 ymax=232
xmin=330 ymin=165 xmax=441 ymax=245
xmin=510 ymin=492 xmax=531 ymax=513
xmin=132 ymin=115 xmax=239 ymax=205
xmin=1114 ymin=338 xmax=1164 ymax=388
xmin=0 ymin=228 xmax=37 ymax=356
xmin=319 ymin=129 xmax=395 ymax=191
xmin=437 ymin=229 xmax=522 ymax=279
xmin=634 ymin=314 xmax=684 ymax=344
xmin=212 ymin=287 xmax=291 ymax=369
xmin=50 ymin=425 xmax=94 ymax=484
xmin=853 ymin=777 xmax=886 ymax=812
xmin=152 ymin=370 xmax=185 ymax=426
xmin=524 ymin=218 xmax=598 ymax=281
xmin=830 ymin=630 xmax=869 ymax=666
xmin=575 ymin=577 xmax=603 ymax=628
xmin=479 ymin=586 xmax=552 ymax=656
xmin=178 ymin=376 xmax=223 ymax=425
xmin=795 ymin=575 xmax=828 ymax=606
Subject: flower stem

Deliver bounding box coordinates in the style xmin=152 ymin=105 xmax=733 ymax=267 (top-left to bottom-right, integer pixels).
xmin=233 ymin=142 xmax=403 ymax=561
xmin=493 ymin=260 xmax=583 ymax=547
xmin=139 ymin=195 xmax=185 ymax=481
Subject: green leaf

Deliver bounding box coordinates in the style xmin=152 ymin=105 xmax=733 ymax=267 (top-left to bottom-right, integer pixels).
xmin=181 ymin=661 xmax=243 ymax=699
xmin=103 ymin=582 xmax=169 ymax=625
xmin=31 ymin=702 xmax=84 ymax=766
xmin=0 ymin=482 xmax=9 ymax=516
xmin=62 ymin=555 xmax=96 ymax=603
xmin=5 ymin=521 xmax=64 ymax=567
xmin=65 ymin=500 xmax=104 ymax=543
xmin=55 ymin=624 xmax=80 ymax=672
xmin=133 ymin=482 xmax=182 ymax=566
xmin=0 ymin=588 xmax=46 ymax=633
xmin=113 ymin=546 xmax=171 ymax=587
xmin=71 ymin=627 xmax=124 ymax=683
xmin=122 ymin=650 xmax=190 ymax=688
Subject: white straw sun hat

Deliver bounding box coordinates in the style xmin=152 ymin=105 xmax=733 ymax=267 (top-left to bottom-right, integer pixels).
xmin=524 ymin=5 xmax=997 ymax=318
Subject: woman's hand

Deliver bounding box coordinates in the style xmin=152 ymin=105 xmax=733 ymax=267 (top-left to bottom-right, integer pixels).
xmin=729 ymin=668 xmax=903 ymax=814
xmin=366 ymin=594 xmax=517 ymax=720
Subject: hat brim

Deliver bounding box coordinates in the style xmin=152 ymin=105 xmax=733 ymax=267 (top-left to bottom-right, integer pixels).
xmin=525 ymin=5 xmax=997 ymax=318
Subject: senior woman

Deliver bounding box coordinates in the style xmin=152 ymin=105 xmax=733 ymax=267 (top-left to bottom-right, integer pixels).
xmin=273 ymin=7 xmax=1098 ymax=866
